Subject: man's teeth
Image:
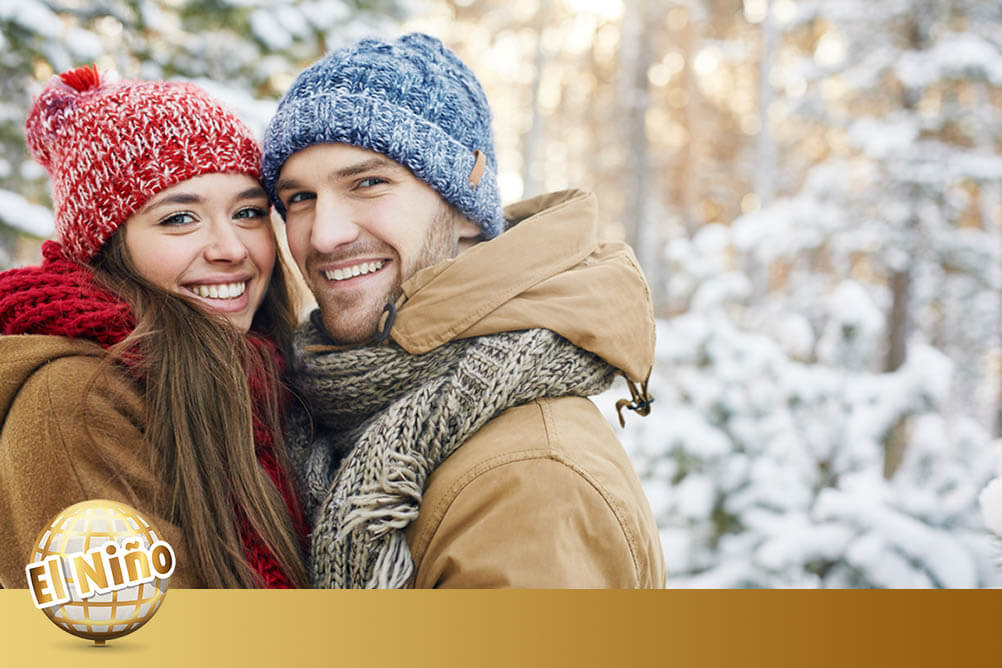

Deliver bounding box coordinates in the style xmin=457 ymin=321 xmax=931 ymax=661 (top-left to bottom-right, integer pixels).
xmin=325 ymin=261 xmax=384 ymax=281
xmin=191 ymin=282 xmax=247 ymax=299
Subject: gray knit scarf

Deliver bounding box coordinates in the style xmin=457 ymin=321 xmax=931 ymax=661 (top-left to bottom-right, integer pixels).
xmin=287 ymin=320 xmax=616 ymax=588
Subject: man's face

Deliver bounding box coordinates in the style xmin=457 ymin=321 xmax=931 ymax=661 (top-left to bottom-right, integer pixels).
xmin=276 ymin=143 xmax=480 ymax=344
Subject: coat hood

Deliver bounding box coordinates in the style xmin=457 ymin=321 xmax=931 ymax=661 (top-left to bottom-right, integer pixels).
xmin=390 ymin=189 xmax=655 ymax=385
xmin=0 ymin=335 xmax=104 ymax=423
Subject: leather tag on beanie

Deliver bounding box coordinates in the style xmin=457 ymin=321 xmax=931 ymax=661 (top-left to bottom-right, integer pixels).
xmin=468 ymin=150 xmax=486 ymax=188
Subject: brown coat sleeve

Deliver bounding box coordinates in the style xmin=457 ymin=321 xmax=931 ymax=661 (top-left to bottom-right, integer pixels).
xmin=412 ymin=456 xmax=649 ymax=588
xmin=406 ymin=398 xmax=666 ymax=589
xmin=0 ymin=356 xmax=201 ymax=588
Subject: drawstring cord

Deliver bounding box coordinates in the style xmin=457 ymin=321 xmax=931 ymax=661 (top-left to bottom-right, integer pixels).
xmin=615 ymin=370 xmax=654 ymax=427
xmin=373 ymin=302 xmax=397 ymax=344
xmin=305 ymin=297 xmax=405 ymax=354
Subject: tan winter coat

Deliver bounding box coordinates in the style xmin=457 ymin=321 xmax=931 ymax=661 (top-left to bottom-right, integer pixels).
xmin=0 ymin=336 xmax=202 ymax=588
xmin=392 ymin=189 xmax=666 ymax=588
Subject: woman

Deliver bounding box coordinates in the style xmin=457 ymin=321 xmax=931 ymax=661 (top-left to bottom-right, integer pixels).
xmin=0 ymin=65 xmax=307 ymax=588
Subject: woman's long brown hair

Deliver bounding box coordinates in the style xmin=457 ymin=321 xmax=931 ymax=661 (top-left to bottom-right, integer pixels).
xmin=89 ymin=228 xmax=308 ymax=588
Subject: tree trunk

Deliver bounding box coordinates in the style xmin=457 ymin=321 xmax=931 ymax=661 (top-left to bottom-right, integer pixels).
xmin=681 ymin=5 xmax=699 ymax=237
xmin=883 ymin=13 xmax=929 ymax=477
xmin=619 ymin=0 xmax=664 ymax=312
xmin=885 ymin=268 xmax=910 ymax=374
xmin=520 ymin=0 xmax=550 ymax=200
xmin=976 ymin=83 xmax=1002 ymax=437
xmin=745 ymin=0 xmax=778 ymax=301
xmin=754 ymin=0 xmax=777 ymax=208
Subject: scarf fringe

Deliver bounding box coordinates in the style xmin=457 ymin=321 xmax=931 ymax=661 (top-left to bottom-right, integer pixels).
xmin=368 ymin=533 xmax=414 ymax=588
xmin=339 ymin=449 xmax=428 ymax=539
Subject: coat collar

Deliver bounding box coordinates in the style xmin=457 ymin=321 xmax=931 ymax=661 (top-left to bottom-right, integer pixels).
xmin=390 ymin=189 xmax=655 ymax=385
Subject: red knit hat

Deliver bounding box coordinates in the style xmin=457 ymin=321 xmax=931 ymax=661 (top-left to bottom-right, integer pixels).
xmin=25 ymin=64 xmax=262 ymax=264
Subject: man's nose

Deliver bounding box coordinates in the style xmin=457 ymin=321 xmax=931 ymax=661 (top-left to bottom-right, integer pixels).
xmin=310 ymin=196 xmax=361 ymax=253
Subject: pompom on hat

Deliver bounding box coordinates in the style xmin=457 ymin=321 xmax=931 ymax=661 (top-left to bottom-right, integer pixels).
xmin=26 ymin=64 xmax=263 ymax=264
xmin=262 ymin=33 xmax=505 ymax=239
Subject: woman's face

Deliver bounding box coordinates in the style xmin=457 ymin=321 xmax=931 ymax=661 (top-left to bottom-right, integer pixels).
xmin=122 ymin=173 xmax=276 ymax=333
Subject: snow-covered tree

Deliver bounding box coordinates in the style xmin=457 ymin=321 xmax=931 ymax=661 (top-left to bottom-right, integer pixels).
xmin=616 ymin=0 xmax=1002 ymax=576
xmin=980 ymin=477 xmax=1002 ymax=568
xmin=736 ymin=0 xmax=1002 ymax=437
xmin=601 ymin=220 xmax=1002 ymax=586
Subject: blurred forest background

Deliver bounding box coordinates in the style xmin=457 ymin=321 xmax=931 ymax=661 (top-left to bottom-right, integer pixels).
xmin=1 ymin=0 xmax=1000 ymax=587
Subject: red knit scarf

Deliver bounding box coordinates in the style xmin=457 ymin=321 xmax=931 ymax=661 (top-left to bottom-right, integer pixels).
xmin=0 ymin=240 xmax=306 ymax=587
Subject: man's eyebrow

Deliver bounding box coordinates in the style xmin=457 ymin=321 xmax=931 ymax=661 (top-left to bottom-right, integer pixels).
xmin=275 ymin=157 xmax=404 ymax=194
xmin=234 ymin=186 xmax=268 ymax=201
xmin=275 ymin=177 xmax=303 ymax=195
xmin=334 ymin=157 xmax=402 ymax=179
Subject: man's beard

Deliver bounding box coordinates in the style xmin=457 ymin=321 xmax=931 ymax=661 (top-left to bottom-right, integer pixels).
xmin=315 ymin=204 xmax=461 ymax=345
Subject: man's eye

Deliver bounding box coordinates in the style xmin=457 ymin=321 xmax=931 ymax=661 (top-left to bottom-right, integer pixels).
xmin=159 ymin=212 xmax=195 ymax=226
xmin=358 ymin=177 xmax=386 ymax=188
xmin=287 ymin=191 xmax=316 ymax=205
xmin=234 ymin=206 xmax=267 ymax=220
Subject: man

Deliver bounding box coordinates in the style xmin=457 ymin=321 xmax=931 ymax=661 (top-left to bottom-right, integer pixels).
xmin=262 ymin=33 xmax=665 ymax=588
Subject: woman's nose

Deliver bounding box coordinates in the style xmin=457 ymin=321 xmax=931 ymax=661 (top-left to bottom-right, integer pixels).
xmin=204 ymin=219 xmax=250 ymax=263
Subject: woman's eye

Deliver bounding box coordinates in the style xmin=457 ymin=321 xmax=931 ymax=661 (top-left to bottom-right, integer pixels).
xmin=234 ymin=206 xmax=267 ymax=220
xmin=159 ymin=212 xmax=195 ymax=226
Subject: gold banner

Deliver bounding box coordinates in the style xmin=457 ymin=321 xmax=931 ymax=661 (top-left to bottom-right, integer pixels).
xmin=1 ymin=589 xmax=1000 ymax=667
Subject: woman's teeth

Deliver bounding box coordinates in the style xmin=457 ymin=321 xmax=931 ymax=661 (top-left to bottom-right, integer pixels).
xmin=190 ymin=281 xmax=247 ymax=299
xmin=325 ymin=260 xmax=384 ymax=282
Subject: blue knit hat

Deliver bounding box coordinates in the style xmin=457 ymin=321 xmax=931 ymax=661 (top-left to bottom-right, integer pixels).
xmin=262 ymin=33 xmax=505 ymax=239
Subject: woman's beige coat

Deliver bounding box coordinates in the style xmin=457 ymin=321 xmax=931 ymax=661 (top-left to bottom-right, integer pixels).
xmin=0 ymin=336 xmax=202 ymax=587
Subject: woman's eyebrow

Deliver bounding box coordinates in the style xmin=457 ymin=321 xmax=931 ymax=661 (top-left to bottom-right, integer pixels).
xmin=140 ymin=187 xmax=267 ymax=214
xmin=139 ymin=192 xmax=202 ymax=214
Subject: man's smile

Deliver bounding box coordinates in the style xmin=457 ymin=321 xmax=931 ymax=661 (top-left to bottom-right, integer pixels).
xmin=323 ymin=259 xmax=386 ymax=282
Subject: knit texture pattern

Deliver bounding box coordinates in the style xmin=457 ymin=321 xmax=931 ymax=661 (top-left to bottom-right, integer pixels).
xmin=0 ymin=240 xmax=133 ymax=344
xmin=262 ymin=33 xmax=505 ymax=238
xmin=0 ymin=242 xmax=305 ymax=588
xmin=25 ymin=64 xmax=262 ymax=263
xmin=288 ymin=319 xmax=616 ymax=588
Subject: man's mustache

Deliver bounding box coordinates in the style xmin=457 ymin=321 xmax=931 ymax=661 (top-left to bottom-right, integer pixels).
xmin=306 ymin=242 xmax=396 ymax=270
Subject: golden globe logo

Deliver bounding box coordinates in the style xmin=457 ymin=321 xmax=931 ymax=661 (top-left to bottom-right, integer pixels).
xmin=25 ymin=499 xmax=175 ymax=646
